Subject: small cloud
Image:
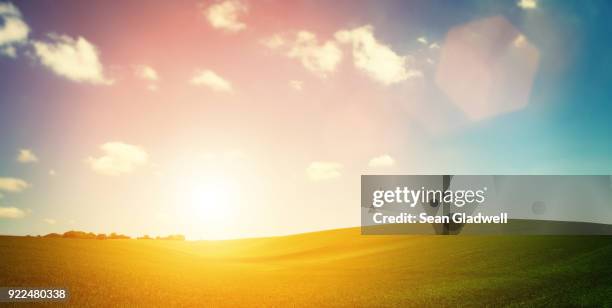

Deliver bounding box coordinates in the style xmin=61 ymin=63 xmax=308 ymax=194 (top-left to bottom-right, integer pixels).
xmin=335 ymin=25 xmax=422 ymax=85
xmin=204 ymin=0 xmax=248 ymax=33
xmin=86 ymin=142 xmax=149 ymax=176
xmin=260 ymin=34 xmax=285 ymax=49
xmin=190 ymin=69 xmax=233 ymax=92
xmin=0 ymin=2 xmax=20 ymax=15
xmin=289 ymin=80 xmax=303 ymax=91
xmin=0 ymin=177 xmax=29 ymax=192
xmin=0 ymin=45 xmax=16 ymax=58
xmin=0 ymin=206 xmax=27 ymax=219
xmin=16 ymin=149 xmax=38 ymax=163
xmin=287 ymin=31 xmax=342 ymax=77
xmin=517 ymin=0 xmax=537 ymax=9
xmin=368 ymin=154 xmax=395 ymax=168
xmin=264 ymin=32 xmax=343 ymax=77
xmin=135 ymin=65 xmax=159 ymax=91
xmin=43 ymin=218 xmax=57 ymax=225
xmin=32 ymin=34 xmax=113 ymax=85
xmin=0 ymin=2 xmax=30 ymax=54
xmin=429 ymin=43 xmax=440 ymax=49
xmin=307 ymin=161 xmax=342 ymax=181
xmin=134 ymin=65 xmax=159 ymax=81
xmin=417 ymin=37 xmax=428 ymax=44
xmin=49 ymin=169 xmax=56 ymax=176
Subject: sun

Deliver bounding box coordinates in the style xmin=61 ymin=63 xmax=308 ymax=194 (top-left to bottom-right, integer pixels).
xmin=174 ymin=175 xmax=240 ymax=239
xmin=185 ymin=178 xmax=236 ymax=219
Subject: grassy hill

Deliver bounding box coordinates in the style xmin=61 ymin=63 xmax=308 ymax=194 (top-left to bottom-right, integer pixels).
xmin=1 ymin=228 xmax=611 ymax=307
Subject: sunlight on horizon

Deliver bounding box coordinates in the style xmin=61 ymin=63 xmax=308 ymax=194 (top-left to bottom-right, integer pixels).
xmin=174 ymin=174 xmax=241 ymax=240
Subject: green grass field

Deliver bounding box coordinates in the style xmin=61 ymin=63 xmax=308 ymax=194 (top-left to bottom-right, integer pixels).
xmin=1 ymin=228 xmax=611 ymax=307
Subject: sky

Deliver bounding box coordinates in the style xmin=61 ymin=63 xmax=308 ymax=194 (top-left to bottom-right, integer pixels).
xmin=0 ymin=0 xmax=611 ymax=239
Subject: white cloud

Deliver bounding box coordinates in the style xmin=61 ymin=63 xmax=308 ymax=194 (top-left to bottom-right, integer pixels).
xmin=204 ymin=0 xmax=248 ymax=33
xmin=517 ymin=0 xmax=537 ymax=10
xmin=32 ymin=34 xmax=113 ymax=85
xmin=190 ymin=69 xmax=233 ymax=92
xmin=43 ymin=218 xmax=56 ymax=225
xmin=0 ymin=3 xmax=19 ymax=14
xmin=417 ymin=36 xmax=428 ymax=44
xmin=16 ymin=149 xmax=38 ymax=163
xmin=0 ymin=45 xmax=16 ymax=58
xmin=307 ymin=161 xmax=342 ymax=181
xmin=49 ymin=169 xmax=56 ymax=176
xmin=368 ymin=154 xmax=395 ymax=168
xmin=289 ymin=80 xmax=303 ymax=91
xmin=263 ymin=31 xmax=342 ymax=77
xmin=86 ymin=142 xmax=149 ymax=176
xmin=135 ymin=65 xmax=159 ymax=91
xmin=0 ymin=2 xmax=29 ymax=52
xmin=135 ymin=65 xmax=159 ymax=81
xmin=287 ymin=31 xmax=342 ymax=77
xmin=260 ymin=34 xmax=285 ymax=49
xmin=0 ymin=177 xmax=29 ymax=192
xmin=0 ymin=206 xmax=27 ymax=219
xmin=335 ymin=25 xmax=422 ymax=85
xmin=429 ymin=43 xmax=440 ymax=49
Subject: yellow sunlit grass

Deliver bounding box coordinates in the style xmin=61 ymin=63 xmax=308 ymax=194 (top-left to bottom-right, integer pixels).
xmin=1 ymin=228 xmax=611 ymax=306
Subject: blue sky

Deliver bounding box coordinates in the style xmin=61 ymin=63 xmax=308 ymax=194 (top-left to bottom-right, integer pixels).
xmin=0 ymin=0 xmax=610 ymax=238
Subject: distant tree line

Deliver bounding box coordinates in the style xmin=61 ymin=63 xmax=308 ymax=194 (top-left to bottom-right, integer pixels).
xmin=37 ymin=231 xmax=184 ymax=241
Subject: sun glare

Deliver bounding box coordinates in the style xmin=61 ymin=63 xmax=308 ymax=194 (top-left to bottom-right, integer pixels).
xmin=174 ymin=175 xmax=240 ymax=239
xmin=186 ymin=179 xmax=235 ymax=219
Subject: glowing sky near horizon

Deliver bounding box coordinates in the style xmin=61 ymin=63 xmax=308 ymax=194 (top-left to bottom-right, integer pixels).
xmin=0 ymin=0 xmax=610 ymax=239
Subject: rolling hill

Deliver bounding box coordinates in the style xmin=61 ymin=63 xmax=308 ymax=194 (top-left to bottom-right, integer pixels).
xmin=1 ymin=228 xmax=611 ymax=306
